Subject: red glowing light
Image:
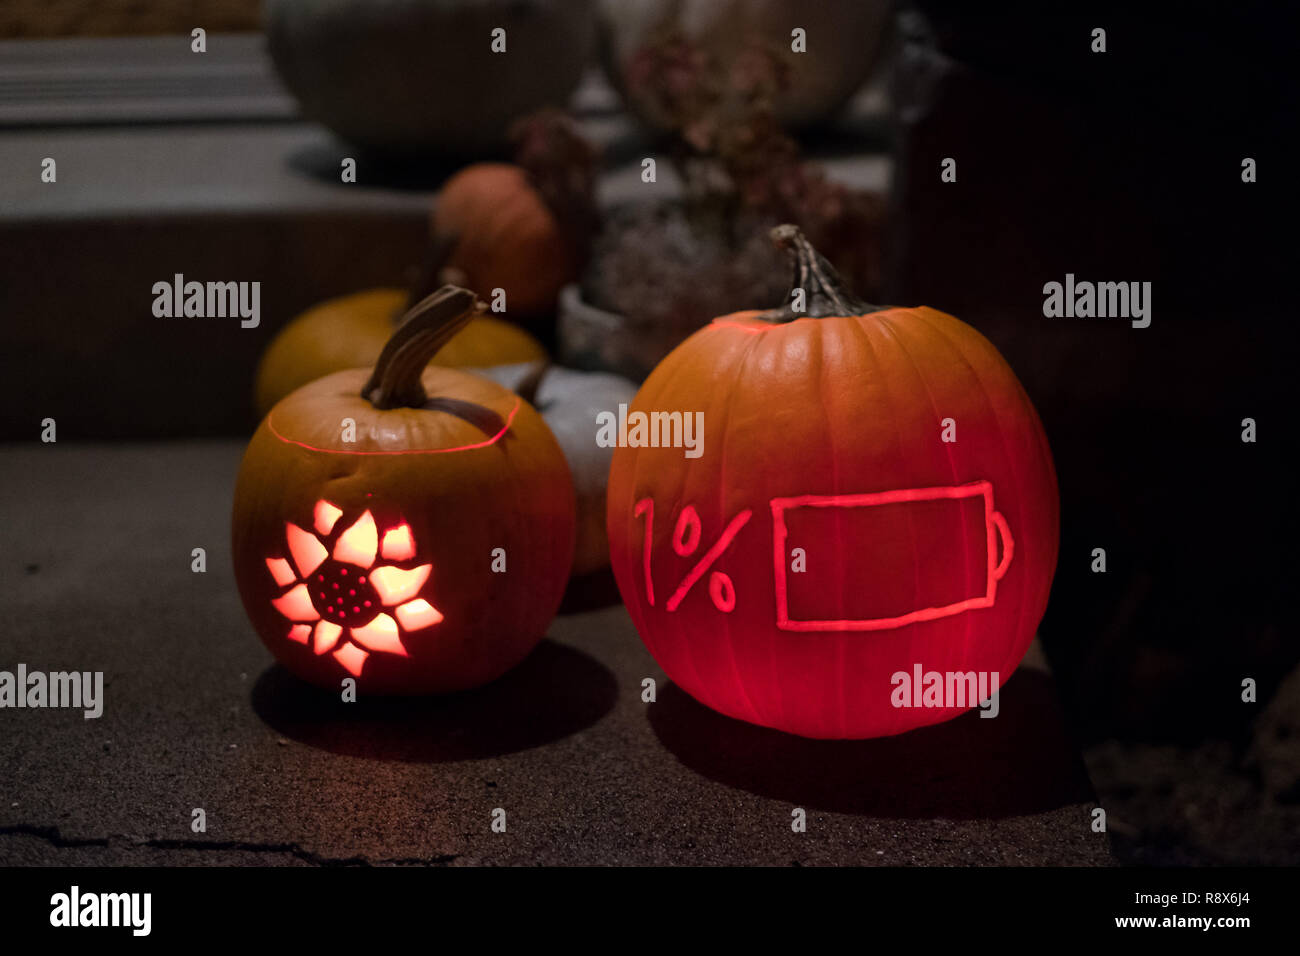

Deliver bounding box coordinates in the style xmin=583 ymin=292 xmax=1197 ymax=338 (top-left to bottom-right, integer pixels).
xmin=333 ymin=510 xmax=378 ymax=568
xmin=632 ymin=502 xmax=752 ymax=613
xmin=349 ymin=613 xmax=406 ymax=656
xmin=286 ymin=523 xmax=327 ymax=578
xmin=333 ymin=643 xmax=367 ymax=677
xmin=312 ymin=620 xmax=342 ymax=654
xmin=708 ymin=571 xmax=736 ymax=612
xmin=770 ymin=481 xmax=1013 ymax=631
xmin=370 ymin=564 xmax=432 ymax=606
xmin=664 ymin=509 xmax=751 ymax=612
xmin=673 ymin=507 xmax=702 ymax=556
xmin=314 ymin=499 xmax=342 ymax=536
xmin=265 ymin=557 xmax=296 ymax=588
xmin=710 ymin=317 xmax=818 ymax=334
xmin=266 ymin=397 xmax=521 ymax=456
xmin=395 ymin=599 xmax=443 ymax=631
xmin=271 ymin=583 xmax=318 ymax=622
xmin=265 ymin=501 xmax=445 ymax=677
xmin=381 ymin=524 xmax=416 ymax=561
xmin=632 ymin=498 xmax=655 ymax=606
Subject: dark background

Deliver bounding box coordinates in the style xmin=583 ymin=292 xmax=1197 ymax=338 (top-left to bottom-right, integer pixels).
xmin=1 ymin=1 xmax=1296 ymax=864
xmin=892 ymin=1 xmax=1297 ymax=861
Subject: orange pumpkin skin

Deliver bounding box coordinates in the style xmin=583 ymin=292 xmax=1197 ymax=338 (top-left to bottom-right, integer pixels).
xmin=235 ymin=297 xmax=575 ymax=695
xmin=607 ymin=299 xmax=1059 ymax=739
xmin=254 ymin=288 xmax=546 ymax=417
xmin=433 ymin=164 xmax=576 ymax=317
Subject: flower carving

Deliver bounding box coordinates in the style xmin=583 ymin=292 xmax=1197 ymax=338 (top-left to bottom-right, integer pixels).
xmin=265 ymin=500 xmax=442 ymax=676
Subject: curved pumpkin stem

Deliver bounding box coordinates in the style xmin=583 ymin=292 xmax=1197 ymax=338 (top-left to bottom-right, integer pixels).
xmin=514 ymin=359 xmax=551 ymax=408
xmin=363 ymin=285 xmax=483 ymax=409
xmin=759 ymin=224 xmax=880 ymax=322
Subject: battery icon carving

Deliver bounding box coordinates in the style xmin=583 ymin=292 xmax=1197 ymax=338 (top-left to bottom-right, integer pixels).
xmin=770 ymin=480 xmax=1014 ymax=632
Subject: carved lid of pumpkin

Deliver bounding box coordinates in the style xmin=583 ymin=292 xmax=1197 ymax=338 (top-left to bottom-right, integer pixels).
xmin=265 ymin=286 xmax=522 ymax=456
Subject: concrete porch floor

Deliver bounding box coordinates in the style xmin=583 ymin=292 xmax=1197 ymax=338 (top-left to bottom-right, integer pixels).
xmin=0 ymin=441 xmax=1111 ymax=865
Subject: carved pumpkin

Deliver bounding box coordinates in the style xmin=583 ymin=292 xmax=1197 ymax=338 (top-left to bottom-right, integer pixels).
xmin=234 ymin=287 xmax=575 ymax=694
xmin=265 ymin=0 xmax=595 ymax=154
xmin=606 ymin=226 xmax=1059 ymax=738
xmin=254 ymin=288 xmax=546 ymax=418
xmin=432 ymin=163 xmax=580 ymax=319
xmin=473 ymin=362 xmax=638 ymax=577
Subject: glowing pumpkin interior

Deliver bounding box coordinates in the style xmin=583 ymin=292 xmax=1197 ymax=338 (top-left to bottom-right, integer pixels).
xmin=265 ymin=500 xmax=443 ymax=677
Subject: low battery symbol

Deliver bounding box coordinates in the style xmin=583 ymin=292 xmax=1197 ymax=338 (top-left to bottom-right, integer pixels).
xmin=770 ymin=480 xmax=1014 ymax=632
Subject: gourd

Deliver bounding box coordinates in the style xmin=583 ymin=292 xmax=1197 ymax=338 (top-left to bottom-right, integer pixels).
xmin=473 ymin=362 xmax=638 ymax=577
xmin=432 ymin=163 xmax=580 ymax=319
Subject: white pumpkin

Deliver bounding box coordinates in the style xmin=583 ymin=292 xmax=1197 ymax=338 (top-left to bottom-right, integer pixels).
xmin=473 ymin=362 xmax=637 ymax=577
xmin=266 ymin=0 xmax=596 ymax=154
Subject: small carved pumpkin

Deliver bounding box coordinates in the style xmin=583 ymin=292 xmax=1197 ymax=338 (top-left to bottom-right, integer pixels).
xmin=234 ymin=287 xmax=575 ymax=694
xmin=254 ymin=288 xmax=546 ymax=418
xmin=607 ymin=226 xmax=1059 ymax=738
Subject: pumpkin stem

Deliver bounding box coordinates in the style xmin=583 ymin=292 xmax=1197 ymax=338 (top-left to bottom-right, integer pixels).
xmin=363 ymin=285 xmax=483 ymax=409
xmin=514 ymin=360 xmax=551 ymax=408
xmin=758 ymin=224 xmax=879 ymax=322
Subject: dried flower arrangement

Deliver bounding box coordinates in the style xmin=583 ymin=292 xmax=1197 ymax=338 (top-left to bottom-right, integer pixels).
xmin=581 ymin=26 xmax=886 ymax=349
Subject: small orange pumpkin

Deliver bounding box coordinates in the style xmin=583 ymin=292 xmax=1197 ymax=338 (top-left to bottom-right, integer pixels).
xmin=234 ymin=287 xmax=575 ymax=694
xmin=433 ymin=163 xmax=578 ymax=318
xmin=254 ymin=288 xmax=546 ymax=418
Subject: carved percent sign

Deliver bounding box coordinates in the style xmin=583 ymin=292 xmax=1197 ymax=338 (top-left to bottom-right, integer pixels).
xmin=633 ymin=498 xmax=753 ymax=612
xmin=632 ymin=481 xmax=1014 ymax=630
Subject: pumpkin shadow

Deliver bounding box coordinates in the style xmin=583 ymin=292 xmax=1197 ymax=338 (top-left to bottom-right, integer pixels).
xmin=559 ymin=566 xmax=623 ymax=613
xmin=250 ymin=638 xmax=616 ymax=762
xmin=648 ymin=670 xmax=1095 ymax=820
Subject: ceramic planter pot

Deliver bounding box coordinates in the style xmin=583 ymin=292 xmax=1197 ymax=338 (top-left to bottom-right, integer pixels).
xmin=596 ymin=0 xmax=894 ymax=130
xmin=266 ymin=0 xmax=596 ymax=155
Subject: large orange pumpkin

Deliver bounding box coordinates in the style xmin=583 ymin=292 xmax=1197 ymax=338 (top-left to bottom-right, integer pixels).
xmin=234 ymin=287 xmax=575 ymax=694
xmin=607 ymin=226 xmax=1059 ymax=738
xmin=254 ymin=288 xmax=546 ymax=418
